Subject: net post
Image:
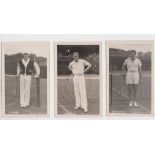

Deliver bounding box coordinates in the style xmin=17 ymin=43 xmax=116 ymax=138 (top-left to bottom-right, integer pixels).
xmin=36 ymin=77 xmax=40 ymax=107
xmin=16 ymin=76 xmax=18 ymax=98
xmin=110 ymin=73 xmax=112 ymax=106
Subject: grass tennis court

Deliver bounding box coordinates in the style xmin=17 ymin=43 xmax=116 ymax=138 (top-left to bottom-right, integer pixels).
xmin=57 ymin=75 xmax=100 ymax=115
xmin=5 ymin=78 xmax=47 ymax=115
xmin=109 ymin=71 xmax=152 ymax=114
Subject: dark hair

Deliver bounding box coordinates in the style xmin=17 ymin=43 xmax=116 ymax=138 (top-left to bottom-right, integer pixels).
xmin=73 ymin=52 xmax=79 ymax=56
xmin=129 ymin=50 xmax=136 ymax=55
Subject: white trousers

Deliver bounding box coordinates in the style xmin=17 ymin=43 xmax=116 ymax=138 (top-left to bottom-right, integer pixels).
xmin=20 ymin=74 xmax=31 ymax=107
xmin=73 ymin=75 xmax=88 ymax=110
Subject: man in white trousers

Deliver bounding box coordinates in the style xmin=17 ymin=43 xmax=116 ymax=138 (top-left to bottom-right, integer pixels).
xmin=122 ymin=50 xmax=142 ymax=107
xmin=17 ymin=53 xmax=40 ymax=108
xmin=68 ymin=52 xmax=92 ymax=112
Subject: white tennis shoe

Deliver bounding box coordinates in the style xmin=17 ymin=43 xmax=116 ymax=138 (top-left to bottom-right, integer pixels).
xmin=129 ymin=101 xmax=133 ymax=107
xmin=84 ymin=109 xmax=88 ymax=113
xmin=20 ymin=106 xmax=26 ymax=108
xmin=133 ymin=101 xmax=138 ymax=107
xmin=74 ymin=106 xmax=80 ymax=110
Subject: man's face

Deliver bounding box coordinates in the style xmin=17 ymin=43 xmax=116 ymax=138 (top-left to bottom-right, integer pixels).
xmin=130 ymin=51 xmax=136 ymax=59
xmin=73 ymin=53 xmax=79 ymax=62
xmin=23 ymin=54 xmax=29 ymax=61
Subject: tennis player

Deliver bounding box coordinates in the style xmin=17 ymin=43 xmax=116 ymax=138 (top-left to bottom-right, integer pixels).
xmin=122 ymin=50 xmax=142 ymax=107
xmin=68 ymin=52 xmax=92 ymax=112
xmin=17 ymin=53 xmax=40 ymax=108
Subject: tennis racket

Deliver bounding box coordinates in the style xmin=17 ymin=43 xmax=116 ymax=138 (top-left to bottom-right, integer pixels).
xmin=120 ymin=73 xmax=127 ymax=97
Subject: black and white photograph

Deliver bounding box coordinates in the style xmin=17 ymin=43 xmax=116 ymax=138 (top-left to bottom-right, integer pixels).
xmin=55 ymin=43 xmax=101 ymax=116
xmin=2 ymin=42 xmax=49 ymax=117
xmin=107 ymin=40 xmax=154 ymax=115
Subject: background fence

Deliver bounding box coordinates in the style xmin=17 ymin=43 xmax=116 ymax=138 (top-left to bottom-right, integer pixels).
xmin=109 ymin=48 xmax=151 ymax=71
xmin=57 ymin=45 xmax=100 ymax=75
xmin=5 ymin=53 xmax=47 ymax=78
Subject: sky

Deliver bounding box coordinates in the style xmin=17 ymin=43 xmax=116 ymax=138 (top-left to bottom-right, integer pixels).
xmin=2 ymin=42 xmax=49 ymax=57
xmin=108 ymin=41 xmax=153 ymax=53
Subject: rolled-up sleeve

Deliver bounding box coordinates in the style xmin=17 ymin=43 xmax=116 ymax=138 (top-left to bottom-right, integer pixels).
xmin=83 ymin=59 xmax=91 ymax=67
xmin=123 ymin=59 xmax=127 ymax=66
xmin=34 ymin=62 xmax=40 ymax=75
xmin=17 ymin=63 xmax=20 ymax=76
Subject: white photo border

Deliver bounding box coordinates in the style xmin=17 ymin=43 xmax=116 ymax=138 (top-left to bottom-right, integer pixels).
xmin=1 ymin=41 xmax=50 ymax=118
xmin=106 ymin=40 xmax=154 ymax=117
xmin=54 ymin=42 xmax=103 ymax=119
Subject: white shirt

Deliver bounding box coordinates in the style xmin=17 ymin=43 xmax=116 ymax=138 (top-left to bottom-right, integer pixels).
xmin=69 ymin=59 xmax=91 ymax=75
xmin=123 ymin=57 xmax=142 ymax=72
xmin=17 ymin=58 xmax=40 ymax=76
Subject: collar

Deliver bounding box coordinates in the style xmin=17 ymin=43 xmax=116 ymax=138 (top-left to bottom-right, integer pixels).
xmin=22 ymin=58 xmax=30 ymax=66
xmin=73 ymin=59 xmax=79 ymax=63
xmin=129 ymin=57 xmax=136 ymax=62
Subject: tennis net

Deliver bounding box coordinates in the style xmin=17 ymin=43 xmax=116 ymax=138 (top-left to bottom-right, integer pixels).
xmin=5 ymin=75 xmax=40 ymax=106
xmin=109 ymin=72 xmax=151 ymax=102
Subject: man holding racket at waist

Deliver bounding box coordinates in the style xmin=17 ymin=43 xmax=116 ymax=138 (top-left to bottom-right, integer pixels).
xmin=122 ymin=50 xmax=142 ymax=107
xmin=17 ymin=53 xmax=40 ymax=108
xmin=68 ymin=52 xmax=92 ymax=113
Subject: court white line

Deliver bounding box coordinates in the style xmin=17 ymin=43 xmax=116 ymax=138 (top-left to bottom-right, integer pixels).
xmin=138 ymin=104 xmax=151 ymax=113
xmin=5 ymin=79 xmax=47 ymax=109
xmin=112 ymin=87 xmax=151 ymax=113
xmin=58 ymin=104 xmax=73 ymax=115
xmin=6 ymin=100 xmax=19 ymax=108
xmin=6 ymin=87 xmax=47 ymax=108
xmin=112 ymin=87 xmax=128 ymax=99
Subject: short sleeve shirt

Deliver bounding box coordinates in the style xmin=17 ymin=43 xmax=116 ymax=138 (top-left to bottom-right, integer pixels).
xmin=123 ymin=57 xmax=142 ymax=72
xmin=69 ymin=59 xmax=91 ymax=75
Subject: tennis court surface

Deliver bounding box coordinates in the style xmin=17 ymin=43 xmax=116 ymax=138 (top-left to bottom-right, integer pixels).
xmin=58 ymin=75 xmax=100 ymax=115
xmin=5 ymin=76 xmax=47 ymax=115
xmin=109 ymin=72 xmax=151 ymax=114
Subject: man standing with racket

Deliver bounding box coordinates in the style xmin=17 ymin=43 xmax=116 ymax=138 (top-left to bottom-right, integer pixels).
xmin=122 ymin=50 xmax=142 ymax=107
xmin=68 ymin=52 xmax=92 ymax=113
xmin=17 ymin=53 xmax=40 ymax=108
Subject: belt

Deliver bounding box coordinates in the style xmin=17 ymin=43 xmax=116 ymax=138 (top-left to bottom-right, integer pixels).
xmin=128 ymin=71 xmax=138 ymax=73
xmin=20 ymin=73 xmax=32 ymax=76
xmin=74 ymin=74 xmax=84 ymax=76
